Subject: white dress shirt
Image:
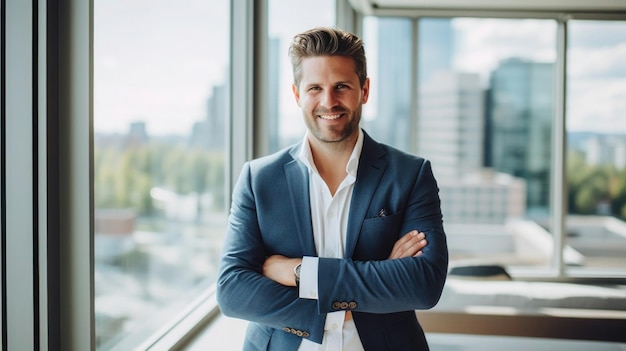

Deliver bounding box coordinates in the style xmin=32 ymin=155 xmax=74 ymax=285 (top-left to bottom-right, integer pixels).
xmin=296 ymin=130 xmax=365 ymax=351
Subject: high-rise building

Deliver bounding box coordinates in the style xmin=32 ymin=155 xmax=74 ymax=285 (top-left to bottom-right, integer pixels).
xmin=206 ymin=82 xmax=228 ymax=150
xmin=418 ymin=71 xmax=484 ymax=180
xmin=126 ymin=121 xmax=149 ymax=146
xmin=487 ymin=58 xmax=554 ymax=211
xmin=190 ymin=75 xmax=229 ymax=150
xmin=439 ymin=169 xmax=526 ymax=224
xmin=586 ymin=134 xmax=626 ymax=170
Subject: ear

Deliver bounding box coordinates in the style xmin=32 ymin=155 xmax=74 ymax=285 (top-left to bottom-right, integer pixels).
xmin=361 ymin=77 xmax=370 ymax=104
xmin=292 ymin=83 xmax=301 ymax=106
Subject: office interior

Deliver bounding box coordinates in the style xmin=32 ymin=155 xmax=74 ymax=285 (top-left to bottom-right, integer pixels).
xmin=3 ymin=0 xmax=626 ymax=350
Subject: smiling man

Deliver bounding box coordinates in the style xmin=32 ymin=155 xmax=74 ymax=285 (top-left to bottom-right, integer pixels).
xmin=217 ymin=27 xmax=448 ymax=351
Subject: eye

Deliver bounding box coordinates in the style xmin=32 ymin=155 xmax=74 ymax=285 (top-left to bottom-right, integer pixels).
xmin=336 ymin=84 xmax=347 ymax=89
xmin=308 ymin=86 xmax=321 ymax=91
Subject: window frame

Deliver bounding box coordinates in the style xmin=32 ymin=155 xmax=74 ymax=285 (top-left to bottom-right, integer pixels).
xmin=361 ymin=8 xmax=626 ymax=282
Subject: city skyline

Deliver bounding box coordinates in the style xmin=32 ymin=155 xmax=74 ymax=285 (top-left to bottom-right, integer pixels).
xmin=94 ymin=7 xmax=626 ymax=136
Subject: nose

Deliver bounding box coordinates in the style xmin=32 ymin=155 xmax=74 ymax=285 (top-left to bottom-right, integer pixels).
xmin=321 ymin=89 xmax=338 ymax=108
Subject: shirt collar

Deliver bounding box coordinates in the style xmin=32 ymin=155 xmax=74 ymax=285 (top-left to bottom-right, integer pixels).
xmin=298 ymin=129 xmax=364 ymax=178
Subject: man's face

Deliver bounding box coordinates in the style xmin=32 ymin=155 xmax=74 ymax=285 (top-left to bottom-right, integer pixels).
xmin=292 ymin=55 xmax=369 ymax=145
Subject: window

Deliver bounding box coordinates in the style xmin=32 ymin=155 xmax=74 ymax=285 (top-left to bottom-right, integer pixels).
xmin=363 ymin=17 xmax=558 ymax=271
xmin=566 ymin=20 xmax=626 ymax=274
xmin=93 ymin=1 xmax=230 ymax=348
xmin=362 ymin=13 xmax=626 ymax=279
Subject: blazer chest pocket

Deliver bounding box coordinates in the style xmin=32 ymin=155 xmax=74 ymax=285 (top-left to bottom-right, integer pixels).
xmin=354 ymin=210 xmax=404 ymax=260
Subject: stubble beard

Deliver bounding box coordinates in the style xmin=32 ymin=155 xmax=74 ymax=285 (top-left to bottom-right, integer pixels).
xmin=305 ymin=106 xmax=362 ymax=147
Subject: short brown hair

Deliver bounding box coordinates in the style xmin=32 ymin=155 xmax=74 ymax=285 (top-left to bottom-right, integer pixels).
xmin=288 ymin=27 xmax=367 ymax=88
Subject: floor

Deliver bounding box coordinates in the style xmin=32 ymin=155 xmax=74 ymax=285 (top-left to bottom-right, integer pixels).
xmin=182 ymin=314 xmax=626 ymax=351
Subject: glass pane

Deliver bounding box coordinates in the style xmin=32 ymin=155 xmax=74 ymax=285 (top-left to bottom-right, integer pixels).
xmin=94 ymin=1 xmax=230 ymax=348
xmin=266 ymin=0 xmax=336 ymax=154
xmin=417 ymin=18 xmax=557 ymax=271
xmin=361 ymin=17 xmax=413 ymax=151
xmin=566 ymin=20 xmax=626 ymax=274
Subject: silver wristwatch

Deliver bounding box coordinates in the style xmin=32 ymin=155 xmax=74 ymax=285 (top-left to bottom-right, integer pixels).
xmin=294 ymin=263 xmax=302 ymax=287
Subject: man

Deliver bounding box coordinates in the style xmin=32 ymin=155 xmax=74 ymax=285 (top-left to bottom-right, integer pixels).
xmin=217 ymin=27 xmax=448 ymax=351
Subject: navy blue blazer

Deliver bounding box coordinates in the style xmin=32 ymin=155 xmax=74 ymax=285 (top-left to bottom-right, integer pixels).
xmin=217 ymin=131 xmax=448 ymax=351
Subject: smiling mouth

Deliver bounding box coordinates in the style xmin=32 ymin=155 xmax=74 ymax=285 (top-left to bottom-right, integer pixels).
xmin=318 ymin=113 xmax=344 ymax=120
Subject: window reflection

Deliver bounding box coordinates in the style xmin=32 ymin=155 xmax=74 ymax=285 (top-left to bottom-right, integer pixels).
xmin=94 ymin=1 xmax=230 ymax=348
xmin=566 ymin=21 xmax=626 ymax=272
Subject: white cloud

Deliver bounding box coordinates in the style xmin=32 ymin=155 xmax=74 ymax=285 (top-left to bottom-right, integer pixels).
xmin=450 ymin=18 xmax=626 ymax=133
xmin=569 ymin=43 xmax=626 ymax=78
xmin=452 ymin=18 xmax=557 ymax=84
xmin=568 ymin=78 xmax=626 ymax=132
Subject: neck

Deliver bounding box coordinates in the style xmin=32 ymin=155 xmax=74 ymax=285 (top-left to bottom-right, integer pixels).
xmin=308 ymin=132 xmax=357 ymax=166
xmin=307 ymin=132 xmax=358 ymax=196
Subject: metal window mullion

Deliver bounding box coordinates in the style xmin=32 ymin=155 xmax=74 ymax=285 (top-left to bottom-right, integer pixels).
xmin=5 ymin=0 xmax=37 ymax=350
xmin=551 ymin=17 xmax=568 ymax=278
xmin=337 ymin=0 xmax=360 ymax=33
xmin=253 ymin=0 xmax=269 ymax=158
xmin=55 ymin=0 xmax=95 ymax=349
xmin=228 ymin=0 xmax=256 ymax=197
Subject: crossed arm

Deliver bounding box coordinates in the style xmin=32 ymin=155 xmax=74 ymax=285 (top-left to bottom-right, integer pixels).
xmin=263 ymin=230 xmax=428 ymax=287
xmin=217 ymin=159 xmax=447 ymax=343
xmin=262 ymin=230 xmax=428 ymax=322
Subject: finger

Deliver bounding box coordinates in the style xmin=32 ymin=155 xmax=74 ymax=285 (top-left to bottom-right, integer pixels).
xmin=398 ymin=238 xmax=427 ymax=258
xmin=396 ymin=230 xmax=419 ymax=246
xmin=389 ymin=230 xmax=426 ymax=258
xmin=389 ymin=231 xmax=427 ymax=259
xmin=389 ymin=232 xmax=414 ymax=258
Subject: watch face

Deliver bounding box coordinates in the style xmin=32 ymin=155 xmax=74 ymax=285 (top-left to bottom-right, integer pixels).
xmin=294 ymin=263 xmax=302 ymax=286
xmin=295 ymin=263 xmax=301 ymax=278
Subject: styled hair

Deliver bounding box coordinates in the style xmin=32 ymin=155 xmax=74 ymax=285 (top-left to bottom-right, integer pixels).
xmin=288 ymin=27 xmax=367 ymax=88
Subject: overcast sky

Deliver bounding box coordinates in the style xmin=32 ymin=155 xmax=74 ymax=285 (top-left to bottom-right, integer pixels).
xmin=94 ymin=1 xmax=626 ymax=136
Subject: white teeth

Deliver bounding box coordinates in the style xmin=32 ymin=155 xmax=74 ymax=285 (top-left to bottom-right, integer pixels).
xmin=318 ymin=114 xmax=342 ymax=120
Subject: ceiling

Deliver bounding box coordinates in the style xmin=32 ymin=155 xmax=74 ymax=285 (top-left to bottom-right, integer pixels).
xmin=348 ymin=0 xmax=626 ymax=15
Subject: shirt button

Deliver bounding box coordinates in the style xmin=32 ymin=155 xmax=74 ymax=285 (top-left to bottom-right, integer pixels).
xmin=332 ymin=323 xmax=338 ymax=330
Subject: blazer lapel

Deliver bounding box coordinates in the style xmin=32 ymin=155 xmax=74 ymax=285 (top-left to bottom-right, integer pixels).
xmin=345 ymin=132 xmax=387 ymax=258
xmin=285 ymin=146 xmax=317 ymax=257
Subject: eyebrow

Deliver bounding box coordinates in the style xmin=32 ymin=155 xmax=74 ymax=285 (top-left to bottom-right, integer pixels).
xmin=303 ymin=80 xmax=353 ymax=89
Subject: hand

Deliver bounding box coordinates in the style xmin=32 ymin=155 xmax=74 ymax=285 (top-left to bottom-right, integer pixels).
xmin=388 ymin=230 xmax=427 ymax=259
xmin=263 ymin=255 xmax=302 ymax=287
